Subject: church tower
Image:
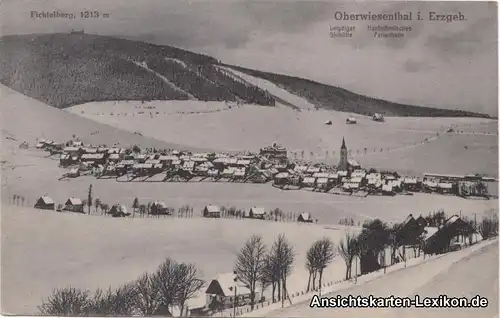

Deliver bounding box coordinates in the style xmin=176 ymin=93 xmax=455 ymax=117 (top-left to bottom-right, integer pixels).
xmin=338 ymin=137 xmax=348 ymax=171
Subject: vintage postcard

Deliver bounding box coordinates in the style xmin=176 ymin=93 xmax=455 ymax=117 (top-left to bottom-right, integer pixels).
xmin=0 ymin=0 xmax=498 ymax=317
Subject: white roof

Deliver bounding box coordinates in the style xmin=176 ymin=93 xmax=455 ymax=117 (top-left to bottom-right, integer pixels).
xmin=159 ymin=155 xmax=178 ymax=161
xmin=207 ymin=273 xmax=251 ymax=297
xmin=249 ymin=207 xmax=266 ymax=215
xmin=234 ymin=170 xmax=245 ymax=177
xmin=64 ymin=147 xmax=80 ymax=152
xmin=316 ymin=177 xmax=328 ymax=184
xmin=153 ymin=201 xmax=167 ymax=209
xmin=350 ymin=177 xmax=363 ymax=183
xmin=404 ymin=177 xmax=418 ymax=184
xmin=423 ymin=181 xmax=438 ymax=187
xmin=307 ymin=167 xmax=321 ymax=173
xmin=39 ymin=196 xmax=54 ymax=204
xmin=303 ymin=177 xmax=316 ymax=184
xmin=208 ymin=169 xmax=219 ymax=176
xmin=343 ymin=182 xmax=359 ymax=189
xmin=83 ymin=148 xmax=97 ymax=154
xmin=66 ymin=197 xmax=83 ymax=205
xmin=81 ymin=154 xmax=105 ymax=160
xmin=299 ymin=212 xmax=312 ymax=220
xmin=313 ymin=172 xmax=329 ymax=178
xmin=236 ymin=160 xmax=251 ymax=166
xmin=275 ymin=172 xmax=289 ymax=179
xmin=422 ymin=227 xmax=440 ymax=241
xmin=438 ymin=182 xmax=453 ymax=189
xmin=351 ymin=172 xmax=366 ymax=178
xmin=348 ymin=159 xmax=360 ymax=166
xmin=204 ymin=205 xmax=220 ymax=213
xmin=382 ymin=184 xmax=393 ymax=192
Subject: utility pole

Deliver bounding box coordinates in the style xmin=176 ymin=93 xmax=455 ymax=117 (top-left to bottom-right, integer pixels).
xmin=233 ymin=271 xmax=238 ymax=318
xmin=355 ymin=256 xmax=358 ymax=284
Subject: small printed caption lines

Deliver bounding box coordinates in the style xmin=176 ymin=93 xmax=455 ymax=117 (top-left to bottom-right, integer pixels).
xmin=310 ymin=294 xmax=489 ymax=309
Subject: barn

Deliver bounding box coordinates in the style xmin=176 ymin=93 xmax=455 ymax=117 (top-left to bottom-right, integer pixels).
xmin=64 ymin=197 xmax=84 ymax=213
xmin=34 ymin=196 xmax=55 ymax=210
xmin=346 ymin=117 xmax=357 ymax=124
xmin=246 ymin=207 xmax=266 ymax=219
xmin=203 ymin=205 xmax=221 ymax=218
xmin=205 ymin=273 xmax=256 ymax=308
xmin=297 ymin=212 xmax=313 ymax=223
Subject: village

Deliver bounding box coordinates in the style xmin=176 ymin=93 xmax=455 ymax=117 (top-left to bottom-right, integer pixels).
xmin=32 ymin=135 xmax=495 ymax=207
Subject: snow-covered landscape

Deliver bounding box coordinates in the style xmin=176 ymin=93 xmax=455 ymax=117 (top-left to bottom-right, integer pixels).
xmin=1 ymin=1 xmax=498 ymax=317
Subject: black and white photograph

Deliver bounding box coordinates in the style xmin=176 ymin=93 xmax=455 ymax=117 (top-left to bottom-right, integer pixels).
xmin=0 ymin=0 xmax=498 ymax=317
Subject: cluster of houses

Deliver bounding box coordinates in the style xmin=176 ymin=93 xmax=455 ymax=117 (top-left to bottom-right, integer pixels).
xmin=33 ymin=195 xmax=132 ymax=217
xmin=399 ymin=213 xmax=483 ymax=255
xmin=271 ymin=138 xmax=494 ymax=198
xmin=36 ymin=139 xmax=287 ymax=183
xmin=34 ymin=137 xmax=494 ymax=199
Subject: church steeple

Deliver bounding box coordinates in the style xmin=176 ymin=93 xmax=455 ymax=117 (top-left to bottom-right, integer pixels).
xmin=338 ymin=137 xmax=348 ymax=171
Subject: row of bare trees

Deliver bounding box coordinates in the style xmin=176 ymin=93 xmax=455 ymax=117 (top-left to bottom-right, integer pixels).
xmin=38 ymin=258 xmax=204 ymax=316
xmin=10 ymin=194 xmax=27 ymax=206
xmin=233 ymin=234 xmax=295 ymax=311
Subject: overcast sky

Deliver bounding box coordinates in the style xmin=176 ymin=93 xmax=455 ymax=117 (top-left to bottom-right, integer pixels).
xmin=1 ymin=0 xmax=497 ymax=116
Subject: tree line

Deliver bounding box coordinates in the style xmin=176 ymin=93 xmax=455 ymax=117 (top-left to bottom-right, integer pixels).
xmin=38 ymin=258 xmax=204 ymax=316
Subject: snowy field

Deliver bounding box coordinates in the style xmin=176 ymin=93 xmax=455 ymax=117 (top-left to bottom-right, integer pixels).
xmin=1 ymin=205 xmax=357 ymax=315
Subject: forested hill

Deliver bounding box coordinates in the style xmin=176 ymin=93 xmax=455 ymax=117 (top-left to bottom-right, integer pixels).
xmin=223 ymin=64 xmax=493 ymax=118
xmin=0 ymin=33 xmax=491 ymax=118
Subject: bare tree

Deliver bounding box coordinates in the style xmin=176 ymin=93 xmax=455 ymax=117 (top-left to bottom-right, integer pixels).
xmin=261 ymin=254 xmax=280 ymax=303
xmin=269 ymin=234 xmax=294 ymax=303
xmin=101 ymin=203 xmax=109 ymax=216
xmin=38 ymin=287 xmax=91 ymax=316
xmin=87 ymin=287 xmax=115 ymax=315
xmin=305 ymin=242 xmax=319 ymax=292
xmin=338 ymin=232 xmax=357 ymax=280
xmin=154 ymin=258 xmax=204 ymax=316
xmin=134 ymin=272 xmax=161 ymax=315
xmin=316 ymin=238 xmax=335 ymax=289
xmin=155 ymin=258 xmax=181 ymax=315
xmin=94 ymin=198 xmax=101 ymax=214
xmin=234 ymin=235 xmax=267 ymax=310
xmin=176 ymin=263 xmax=205 ymax=316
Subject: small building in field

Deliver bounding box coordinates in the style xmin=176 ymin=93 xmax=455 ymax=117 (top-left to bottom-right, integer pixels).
xmin=203 ymin=205 xmax=221 ymax=218
xmin=346 ymin=117 xmax=357 ymax=124
xmin=246 ymin=207 xmax=266 ymax=219
xmin=109 ymin=204 xmax=129 ymax=217
xmin=297 ymin=212 xmax=313 ymax=223
xmin=373 ymin=113 xmax=385 ymax=122
xmin=64 ymin=197 xmax=84 ymax=213
xmin=34 ymin=196 xmax=55 ymax=210
xmin=205 ymin=273 xmax=256 ymax=308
